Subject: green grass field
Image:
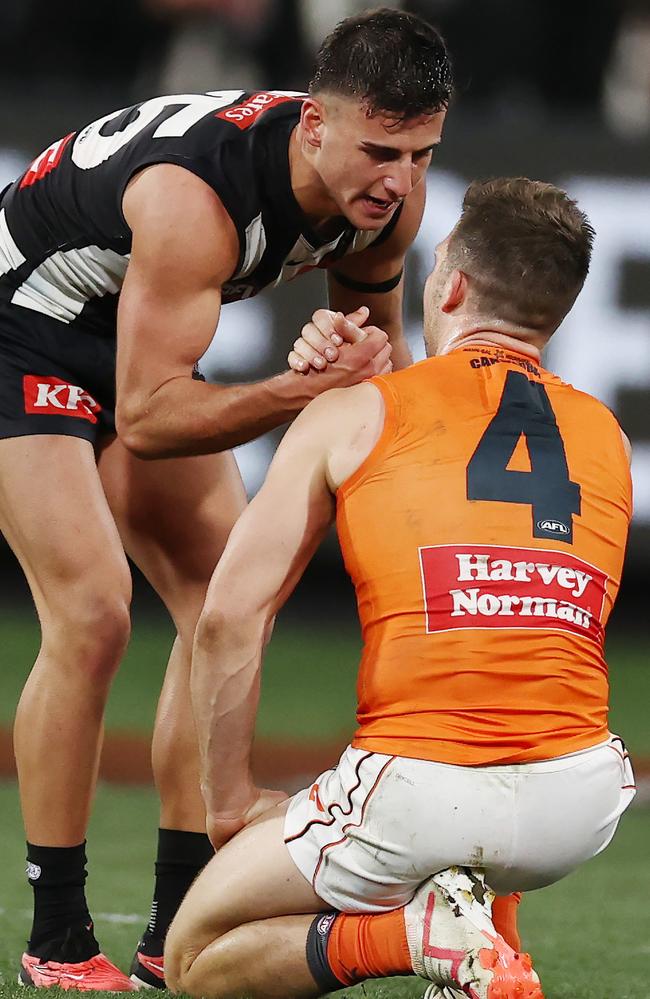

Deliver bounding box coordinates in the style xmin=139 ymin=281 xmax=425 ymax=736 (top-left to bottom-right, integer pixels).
xmin=0 ymin=782 xmax=648 ymax=998
xmin=1 ymin=610 xmax=649 ymax=752
xmin=0 ymin=610 xmax=360 ymax=742
xmin=1 ymin=611 xmax=649 ymax=997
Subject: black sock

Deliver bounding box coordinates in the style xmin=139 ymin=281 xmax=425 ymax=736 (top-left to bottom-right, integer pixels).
xmin=26 ymin=842 xmax=98 ymax=958
xmin=142 ymin=829 xmax=214 ymax=947
xmin=306 ymin=912 xmax=346 ymax=993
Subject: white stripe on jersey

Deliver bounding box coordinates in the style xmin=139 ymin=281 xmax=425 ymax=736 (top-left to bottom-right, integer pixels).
xmin=272 ymin=232 xmax=347 ymax=287
xmin=349 ymin=227 xmax=389 ymax=254
xmin=0 ymin=208 xmax=27 ymax=277
xmin=271 ymin=224 xmax=389 ymax=288
xmin=233 ymin=213 xmax=267 ymax=280
xmin=11 ymin=245 xmax=129 ymax=323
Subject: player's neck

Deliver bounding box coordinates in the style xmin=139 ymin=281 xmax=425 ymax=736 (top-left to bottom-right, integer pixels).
xmin=439 ymin=325 xmax=546 ymax=362
xmin=288 ymin=125 xmax=343 ymax=231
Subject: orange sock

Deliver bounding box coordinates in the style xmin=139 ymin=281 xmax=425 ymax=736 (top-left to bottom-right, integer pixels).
xmin=492 ymin=893 xmax=522 ymax=952
xmin=326 ymin=908 xmax=411 ymax=986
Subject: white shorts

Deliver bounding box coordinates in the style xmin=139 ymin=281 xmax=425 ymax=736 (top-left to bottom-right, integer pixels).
xmin=283 ymin=738 xmax=635 ymax=912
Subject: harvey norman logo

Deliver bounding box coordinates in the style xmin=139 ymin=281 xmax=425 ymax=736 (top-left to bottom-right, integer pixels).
xmin=418 ymin=544 xmax=608 ymax=644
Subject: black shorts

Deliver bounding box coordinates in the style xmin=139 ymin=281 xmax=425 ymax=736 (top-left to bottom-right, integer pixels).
xmin=0 ymin=301 xmax=118 ymax=444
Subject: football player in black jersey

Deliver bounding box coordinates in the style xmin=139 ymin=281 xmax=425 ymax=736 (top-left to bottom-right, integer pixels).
xmin=0 ymin=8 xmax=452 ymax=992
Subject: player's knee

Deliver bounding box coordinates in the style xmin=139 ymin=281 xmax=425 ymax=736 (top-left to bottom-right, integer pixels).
xmin=43 ymin=587 xmax=132 ymax=684
xmin=194 ymin=603 xmax=235 ymax=656
xmin=164 ymin=932 xmax=199 ymax=996
xmin=171 ymin=946 xmax=233 ymax=999
xmin=166 ymin=906 xmax=235 ymax=997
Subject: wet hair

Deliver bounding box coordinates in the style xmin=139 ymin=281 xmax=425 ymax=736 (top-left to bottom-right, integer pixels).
xmin=309 ymin=7 xmax=452 ymax=119
xmin=446 ymin=177 xmax=595 ymax=331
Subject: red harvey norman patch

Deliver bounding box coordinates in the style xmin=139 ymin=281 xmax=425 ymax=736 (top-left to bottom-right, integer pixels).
xmin=23 ymin=376 xmax=102 ymax=424
xmin=418 ymin=543 xmax=608 ymax=645
xmin=216 ymin=92 xmax=303 ymax=130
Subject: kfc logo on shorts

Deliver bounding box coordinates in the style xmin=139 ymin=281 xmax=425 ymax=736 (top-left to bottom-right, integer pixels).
xmin=23 ymin=376 xmax=102 ymax=424
xmin=216 ymin=91 xmax=303 ymax=130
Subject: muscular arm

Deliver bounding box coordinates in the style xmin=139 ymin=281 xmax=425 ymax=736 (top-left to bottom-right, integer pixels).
xmin=327 ymin=180 xmax=426 ymax=370
xmin=118 ymin=165 xmax=388 ymax=457
xmin=191 ymin=402 xmax=335 ymax=830
xmin=118 ymin=164 xmax=312 ymax=456
xmin=192 ymin=383 xmax=384 ymax=838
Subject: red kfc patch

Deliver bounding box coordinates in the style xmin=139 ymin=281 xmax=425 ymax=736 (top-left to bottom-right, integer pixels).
xmin=23 ymin=375 xmax=102 ymax=423
xmin=216 ymin=92 xmax=303 ymax=130
xmin=20 ymin=133 xmax=75 ymax=189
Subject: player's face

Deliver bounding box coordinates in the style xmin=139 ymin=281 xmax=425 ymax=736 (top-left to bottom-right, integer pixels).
xmin=312 ymin=96 xmax=446 ymax=230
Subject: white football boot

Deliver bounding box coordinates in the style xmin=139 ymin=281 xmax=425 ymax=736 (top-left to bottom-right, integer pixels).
xmin=404 ymin=867 xmax=544 ymax=999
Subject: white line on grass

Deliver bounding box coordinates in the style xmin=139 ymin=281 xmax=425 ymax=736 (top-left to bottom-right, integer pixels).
xmin=0 ymin=908 xmax=143 ymax=925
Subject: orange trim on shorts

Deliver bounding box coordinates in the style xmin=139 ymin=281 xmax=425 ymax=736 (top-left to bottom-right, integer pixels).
xmin=285 ymin=753 xmax=373 ymax=844
xmin=311 ymin=756 xmax=396 ymax=891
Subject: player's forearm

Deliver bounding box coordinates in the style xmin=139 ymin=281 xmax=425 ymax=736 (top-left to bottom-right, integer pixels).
xmin=116 ymin=370 xmax=311 ymax=458
xmin=192 ymin=612 xmax=266 ymax=818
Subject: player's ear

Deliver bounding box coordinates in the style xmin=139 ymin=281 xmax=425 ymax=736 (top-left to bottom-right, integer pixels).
xmin=300 ymin=97 xmax=325 ymax=149
xmin=441 ymin=269 xmax=468 ymax=313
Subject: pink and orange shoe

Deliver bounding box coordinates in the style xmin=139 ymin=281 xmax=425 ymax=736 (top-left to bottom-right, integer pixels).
xmin=19 ymin=951 xmax=135 ymax=991
xmin=405 ymin=867 xmax=544 ymax=999
xmin=129 ymin=949 xmax=166 ymax=990
xmin=128 ymin=929 xmax=166 ymax=990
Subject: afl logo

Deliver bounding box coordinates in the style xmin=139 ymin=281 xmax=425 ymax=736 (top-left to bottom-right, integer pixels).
xmin=537 ymin=519 xmax=570 ymax=535
xmin=317 ymin=913 xmax=337 ymax=936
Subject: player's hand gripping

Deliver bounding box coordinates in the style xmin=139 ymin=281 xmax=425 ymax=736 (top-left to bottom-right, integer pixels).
xmin=288 ymin=307 xmax=392 ymax=397
xmin=206 ymin=787 xmax=288 ymax=851
xmin=288 ymin=305 xmax=370 ymax=372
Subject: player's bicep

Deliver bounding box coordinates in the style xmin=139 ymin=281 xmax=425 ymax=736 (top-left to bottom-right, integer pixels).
xmin=117 ymin=164 xmax=239 ymax=405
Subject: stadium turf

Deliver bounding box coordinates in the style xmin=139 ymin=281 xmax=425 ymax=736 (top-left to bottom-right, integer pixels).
xmin=0 ymin=610 xmax=649 ymax=753
xmin=0 ymin=781 xmax=648 ymax=998
xmin=1 ymin=611 xmax=648 ymax=995
xmin=0 ymin=611 xmax=358 ymax=742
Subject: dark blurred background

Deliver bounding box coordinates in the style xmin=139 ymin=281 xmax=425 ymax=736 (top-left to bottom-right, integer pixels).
xmin=0 ymin=0 xmax=648 ymax=634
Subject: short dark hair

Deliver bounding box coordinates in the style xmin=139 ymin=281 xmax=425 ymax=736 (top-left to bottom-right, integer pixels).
xmin=446 ymin=178 xmax=595 ymax=331
xmin=309 ymin=8 xmax=452 ymax=119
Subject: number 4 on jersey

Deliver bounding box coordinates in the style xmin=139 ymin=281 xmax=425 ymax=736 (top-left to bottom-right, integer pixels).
xmin=467 ymin=370 xmax=581 ymax=543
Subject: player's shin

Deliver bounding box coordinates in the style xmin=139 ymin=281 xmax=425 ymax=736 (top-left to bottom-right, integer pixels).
xmin=130 ymin=828 xmax=214 ymax=989
xmin=306 ymin=908 xmax=412 ymax=991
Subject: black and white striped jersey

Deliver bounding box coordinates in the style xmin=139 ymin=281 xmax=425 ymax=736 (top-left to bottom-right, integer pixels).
xmin=0 ymin=90 xmax=400 ymax=338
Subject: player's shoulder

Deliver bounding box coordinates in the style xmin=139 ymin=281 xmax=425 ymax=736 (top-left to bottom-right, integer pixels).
xmin=547 ymin=370 xmax=622 ymax=422
xmin=179 ymin=89 xmax=304 ymax=155
xmin=301 ymin=380 xmax=384 ymax=426
xmin=209 ymin=90 xmax=305 ymax=132
xmin=540 ymin=367 xmax=630 ymax=462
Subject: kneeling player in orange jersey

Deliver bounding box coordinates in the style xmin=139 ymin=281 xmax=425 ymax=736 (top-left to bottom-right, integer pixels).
xmin=164 ymin=178 xmax=635 ymax=999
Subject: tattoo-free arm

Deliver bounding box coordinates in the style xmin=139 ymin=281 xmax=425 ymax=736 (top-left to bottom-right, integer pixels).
xmin=118 ymin=164 xmax=316 ymax=457
xmin=191 ymin=400 xmax=336 ymax=824
xmin=118 ymin=164 xmax=394 ymax=457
